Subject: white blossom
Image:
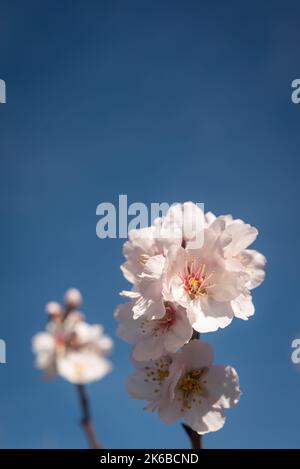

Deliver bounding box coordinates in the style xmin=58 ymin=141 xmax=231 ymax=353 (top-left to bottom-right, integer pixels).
xmin=115 ymin=301 xmax=193 ymax=361
xmin=33 ymin=297 xmax=113 ymax=384
xmin=64 ymin=288 xmax=83 ymax=309
xmin=45 ymin=301 xmax=62 ymax=316
xmin=126 ymin=340 xmax=241 ymax=434
xmin=120 ymin=203 xmax=266 ymax=332
xmin=117 ymin=202 xmax=264 ymax=437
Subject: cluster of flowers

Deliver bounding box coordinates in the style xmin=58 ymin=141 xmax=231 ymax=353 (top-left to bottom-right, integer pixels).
xmin=33 ymin=288 xmax=113 ymax=384
xmin=115 ymin=202 xmax=266 ymax=434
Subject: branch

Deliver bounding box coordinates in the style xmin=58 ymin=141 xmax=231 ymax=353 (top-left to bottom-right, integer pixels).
xmin=182 ymin=328 xmax=202 ymax=449
xmin=182 ymin=423 xmax=202 ymax=449
xmin=76 ymin=384 xmax=102 ymax=449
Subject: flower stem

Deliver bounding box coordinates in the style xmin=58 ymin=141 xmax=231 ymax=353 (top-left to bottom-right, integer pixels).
xmin=182 ymin=328 xmax=202 ymax=449
xmin=76 ymin=384 xmax=102 ymax=449
xmin=182 ymin=423 xmax=202 ymax=449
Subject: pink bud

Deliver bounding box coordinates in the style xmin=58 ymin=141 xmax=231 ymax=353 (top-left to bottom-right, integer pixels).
xmin=45 ymin=301 xmax=62 ymax=316
xmin=64 ymin=288 xmax=82 ymax=308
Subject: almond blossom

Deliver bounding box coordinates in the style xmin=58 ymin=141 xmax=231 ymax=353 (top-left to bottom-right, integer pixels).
xmin=33 ymin=289 xmax=113 ymax=384
xmin=120 ymin=203 xmax=266 ymax=332
xmin=126 ymin=340 xmax=241 ymax=434
xmin=116 ymin=201 xmax=265 ymax=442
xmin=115 ymin=301 xmax=193 ymax=361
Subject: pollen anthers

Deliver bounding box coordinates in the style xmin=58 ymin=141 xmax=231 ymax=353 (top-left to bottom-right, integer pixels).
xmin=144 ymin=357 xmax=171 ymax=392
xmin=138 ymin=253 xmax=150 ymax=266
xmin=182 ymin=261 xmax=215 ymax=300
xmin=177 ymin=367 xmax=209 ymax=410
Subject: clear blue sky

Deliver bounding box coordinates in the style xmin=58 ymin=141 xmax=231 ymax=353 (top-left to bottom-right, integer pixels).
xmin=0 ymin=0 xmax=300 ymax=449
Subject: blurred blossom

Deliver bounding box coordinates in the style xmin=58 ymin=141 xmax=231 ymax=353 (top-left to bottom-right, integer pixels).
xmin=33 ymin=290 xmax=113 ymax=384
xmin=64 ymin=288 xmax=83 ymax=309
xmin=45 ymin=301 xmax=62 ymax=316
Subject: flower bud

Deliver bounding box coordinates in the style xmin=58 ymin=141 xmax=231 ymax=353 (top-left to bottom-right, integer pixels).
xmin=45 ymin=301 xmax=62 ymax=316
xmin=64 ymin=288 xmax=82 ymax=308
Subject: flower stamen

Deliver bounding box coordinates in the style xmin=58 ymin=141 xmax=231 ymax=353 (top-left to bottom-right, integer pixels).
xmin=181 ymin=262 xmax=215 ymax=299
xmin=178 ymin=367 xmax=209 ymax=410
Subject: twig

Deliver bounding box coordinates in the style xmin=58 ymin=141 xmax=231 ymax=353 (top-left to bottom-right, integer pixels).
xmin=76 ymin=384 xmax=102 ymax=449
xmin=182 ymin=328 xmax=202 ymax=449
xmin=182 ymin=423 xmax=202 ymax=449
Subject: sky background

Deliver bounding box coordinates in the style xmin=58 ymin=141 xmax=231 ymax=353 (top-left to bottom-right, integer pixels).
xmin=0 ymin=0 xmax=300 ymax=449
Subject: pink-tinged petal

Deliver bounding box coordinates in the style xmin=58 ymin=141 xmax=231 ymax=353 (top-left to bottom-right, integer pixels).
xmin=204 ymin=211 xmax=217 ymax=227
xmin=126 ymin=369 xmax=159 ymax=401
xmin=174 ymin=340 xmax=214 ymax=370
xmin=200 ymin=407 xmax=226 ymax=434
xmin=210 ymin=268 xmax=245 ymax=302
xmin=205 ymin=365 xmax=241 ymax=408
xmin=138 ymin=257 xmax=165 ymax=302
xmin=223 ymin=222 xmax=258 ymax=258
xmin=132 ymin=296 xmax=165 ymax=320
xmin=192 ymin=295 xmax=233 ymax=333
xmin=163 ymin=308 xmax=193 ymax=353
xmin=165 ymin=245 xmax=188 ymax=280
xmin=115 ymin=302 xmax=141 ymax=343
xmin=133 ymin=335 xmax=165 ymax=361
xmin=158 ymin=398 xmax=183 ymax=424
xmin=120 ymin=261 xmax=137 ymax=284
xmin=140 ymin=254 xmax=165 ymax=281
xmin=231 ymin=293 xmax=255 ymax=320
xmin=240 ymin=249 xmax=266 ymax=289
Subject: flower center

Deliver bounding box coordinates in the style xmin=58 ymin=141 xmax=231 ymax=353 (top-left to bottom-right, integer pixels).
xmin=157 ymin=302 xmax=176 ymax=327
xmin=144 ymin=357 xmax=171 ymax=393
xmin=157 ymin=369 xmax=169 ymax=382
xmin=138 ymin=254 xmax=150 ymax=266
xmin=140 ymin=303 xmax=176 ymax=337
xmin=182 ymin=263 xmax=215 ymax=300
xmin=177 ymin=367 xmax=209 ymax=410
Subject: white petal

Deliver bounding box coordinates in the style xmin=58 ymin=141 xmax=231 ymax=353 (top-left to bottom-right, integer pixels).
xmin=204 ymin=211 xmax=216 ymax=227
xmin=32 ymin=332 xmax=55 ymax=369
xmin=163 ymin=308 xmax=193 ymax=353
xmin=158 ymin=398 xmax=183 ymax=424
xmin=126 ymin=369 xmax=158 ymax=401
xmin=231 ymin=293 xmax=255 ymax=320
xmin=133 ymin=296 xmax=165 ymax=320
xmin=173 ymin=340 xmax=214 ymax=370
xmin=133 ymin=335 xmax=165 ymax=361
xmin=223 ymin=222 xmax=258 ymax=258
xmin=57 ymin=352 xmax=112 ymax=384
xmin=115 ymin=302 xmax=141 ymax=343
xmin=200 ymin=407 xmax=226 ymax=434
xmin=205 ymin=365 xmax=241 ymax=408
xmin=240 ymin=249 xmax=266 ymax=289
xmin=192 ymin=296 xmax=233 ymax=333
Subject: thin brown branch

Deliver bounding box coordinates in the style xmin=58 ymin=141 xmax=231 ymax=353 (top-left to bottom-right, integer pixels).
xmin=182 ymin=328 xmax=202 ymax=449
xmin=182 ymin=423 xmax=202 ymax=449
xmin=76 ymin=384 xmax=102 ymax=449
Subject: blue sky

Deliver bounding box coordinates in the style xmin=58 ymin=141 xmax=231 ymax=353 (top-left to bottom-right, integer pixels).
xmin=0 ymin=0 xmax=300 ymax=448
